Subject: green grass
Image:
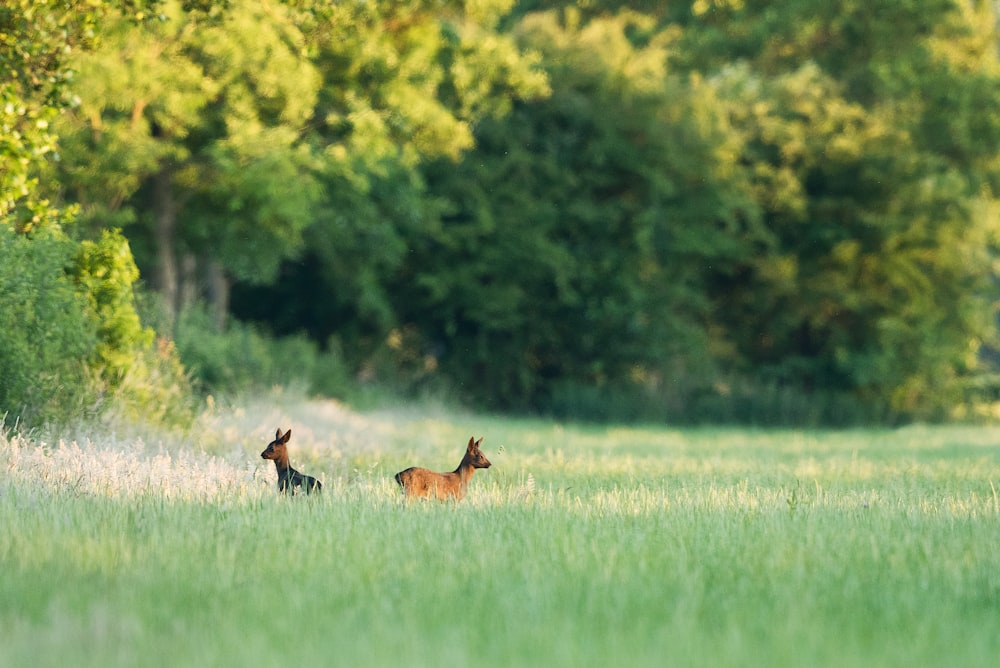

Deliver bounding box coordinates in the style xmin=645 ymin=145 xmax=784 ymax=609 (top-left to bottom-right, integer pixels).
xmin=2 ymin=395 xmax=999 ymax=667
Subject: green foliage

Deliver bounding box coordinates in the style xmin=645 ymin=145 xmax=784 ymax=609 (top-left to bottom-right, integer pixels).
xmin=247 ymin=0 xmax=551 ymax=345
xmin=53 ymin=0 xmax=549 ymax=328
xmin=0 ymin=0 xmax=195 ymax=429
xmin=0 ymin=226 xmax=98 ymax=424
xmin=13 ymin=0 xmax=1000 ymax=424
xmin=99 ymin=337 xmax=195 ymax=429
xmin=0 ymin=224 xmax=192 ymax=427
xmin=178 ymin=0 xmax=323 ymax=284
xmin=224 ymin=3 xmax=1000 ymax=424
xmin=70 ymin=230 xmax=194 ymax=427
xmin=686 ymin=1 xmax=1000 ymax=418
xmin=401 ymin=11 xmax=754 ymax=409
xmin=291 ymin=0 xmax=549 ymax=164
xmin=173 ymin=305 xmax=351 ymax=398
xmin=0 ymin=0 xmax=159 ymax=231
xmin=73 ymin=230 xmax=154 ymax=373
xmin=543 ymin=376 xmax=896 ymax=427
xmin=0 ymin=0 xmax=92 ymax=229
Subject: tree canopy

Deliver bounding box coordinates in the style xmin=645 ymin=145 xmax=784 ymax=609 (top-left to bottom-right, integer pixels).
xmin=5 ymin=0 xmax=1000 ymax=425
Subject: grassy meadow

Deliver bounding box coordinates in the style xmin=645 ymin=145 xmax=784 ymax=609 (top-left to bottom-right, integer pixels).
xmin=2 ymin=393 xmax=999 ymax=667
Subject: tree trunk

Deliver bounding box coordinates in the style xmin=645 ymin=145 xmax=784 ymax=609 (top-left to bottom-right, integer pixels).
xmin=179 ymin=252 xmax=198 ymax=315
xmin=152 ymin=166 xmax=178 ymax=329
xmin=206 ymin=259 xmax=230 ymax=330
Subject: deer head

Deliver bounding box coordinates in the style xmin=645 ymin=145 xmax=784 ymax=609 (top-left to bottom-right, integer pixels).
xmin=466 ymin=437 xmax=491 ymax=469
xmin=261 ymin=428 xmax=291 ymax=461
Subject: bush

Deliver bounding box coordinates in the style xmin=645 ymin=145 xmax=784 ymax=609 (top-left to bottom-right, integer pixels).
xmin=72 ymin=230 xmax=154 ymax=375
xmin=0 ymin=225 xmax=195 ymax=428
xmin=543 ymin=375 xmax=897 ymax=427
xmin=0 ymin=226 xmax=99 ymax=424
xmin=173 ymin=305 xmax=352 ymax=398
xmin=98 ymin=336 xmax=196 ymax=429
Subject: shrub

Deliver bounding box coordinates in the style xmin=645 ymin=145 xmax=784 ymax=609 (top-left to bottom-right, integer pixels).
xmin=0 ymin=226 xmax=99 ymax=424
xmin=173 ymin=306 xmax=351 ymax=398
xmin=98 ymin=336 xmax=196 ymax=429
xmin=72 ymin=230 xmax=154 ymax=375
xmin=0 ymin=226 xmax=194 ymax=428
xmin=543 ymin=375 xmax=896 ymax=427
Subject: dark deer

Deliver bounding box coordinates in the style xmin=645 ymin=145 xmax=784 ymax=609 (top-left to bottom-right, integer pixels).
xmin=260 ymin=428 xmax=322 ymax=495
xmin=394 ymin=436 xmax=491 ymax=501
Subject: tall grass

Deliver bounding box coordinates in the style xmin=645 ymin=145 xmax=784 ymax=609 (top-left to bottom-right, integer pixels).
xmin=1 ymin=396 xmax=998 ymax=667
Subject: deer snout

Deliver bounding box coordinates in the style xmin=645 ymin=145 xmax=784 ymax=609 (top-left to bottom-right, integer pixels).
xmin=260 ymin=449 xmax=271 ymax=459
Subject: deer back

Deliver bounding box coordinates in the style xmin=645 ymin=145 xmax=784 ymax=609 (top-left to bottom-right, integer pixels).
xmin=394 ymin=437 xmax=491 ymax=501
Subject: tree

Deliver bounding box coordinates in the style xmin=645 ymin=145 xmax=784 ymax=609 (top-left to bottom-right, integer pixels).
xmin=2 ymin=0 xmax=106 ymax=230
xmin=54 ymin=0 xmax=322 ymax=328
xmin=1 ymin=0 xmax=187 ymax=426
xmin=392 ymin=11 xmax=758 ymax=409
xmin=678 ymin=0 xmax=1000 ymax=417
xmin=58 ymin=0 xmax=548 ymax=334
xmin=232 ymin=0 xmax=550 ymax=354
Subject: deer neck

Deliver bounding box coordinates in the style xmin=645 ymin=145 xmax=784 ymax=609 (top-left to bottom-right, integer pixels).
xmin=271 ymin=454 xmax=291 ymax=475
xmin=454 ymin=457 xmax=477 ymax=485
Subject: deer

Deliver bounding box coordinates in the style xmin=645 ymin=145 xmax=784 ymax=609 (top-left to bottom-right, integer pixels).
xmin=260 ymin=428 xmax=322 ymax=495
xmin=394 ymin=436 xmax=491 ymax=501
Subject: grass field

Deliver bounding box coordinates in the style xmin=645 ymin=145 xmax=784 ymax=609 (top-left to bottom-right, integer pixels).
xmin=2 ymin=393 xmax=999 ymax=667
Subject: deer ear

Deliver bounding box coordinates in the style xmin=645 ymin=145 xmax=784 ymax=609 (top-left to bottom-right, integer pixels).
xmin=475 ymin=437 xmax=483 ymax=448
xmin=275 ymin=428 xmax=283 ymax=441
xmin=467 ymin=437 xmax=475 ymax=450
xmin=282 ymin=429 xmax=292 ymax=443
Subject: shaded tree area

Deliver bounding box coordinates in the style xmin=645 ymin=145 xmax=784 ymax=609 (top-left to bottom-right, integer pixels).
xmin=397 ymin=13 xmax=761 ymax=411
xmin=10 ymin=0 xmax=1000 ymax=425
xmin=237 ymin=2 xmax=1000 ymax=422
xmin=673 ymin=0 xmax=1000 ymax=418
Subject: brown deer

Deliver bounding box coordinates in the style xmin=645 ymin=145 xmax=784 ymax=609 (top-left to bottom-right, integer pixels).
xmin=260 ymin=428 xmax=322 ymax=495
xmin=394 ymin=436 xmax=491 ymax=501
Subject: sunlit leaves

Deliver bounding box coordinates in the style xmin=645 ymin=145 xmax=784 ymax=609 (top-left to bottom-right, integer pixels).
xmin=704 ymin=12 xmax=1000 ymax=416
